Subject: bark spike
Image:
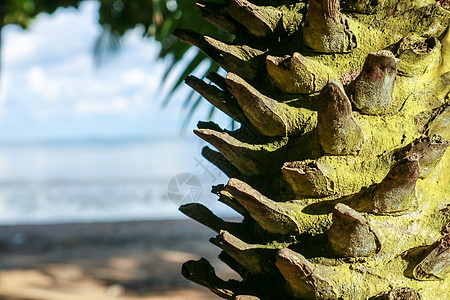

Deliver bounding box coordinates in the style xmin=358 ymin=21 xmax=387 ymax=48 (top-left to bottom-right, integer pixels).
xmin=194 ymin=128 xmax=262 ymax=176
xmin=206 ymin=72 xmax=227 ymax=91
xmin=266 ymin=53 xmax=336 ymax=94
xmin=303 ymin=0 xmax=357 ymax=53
xmin=394 ymin=35 xmax=441 ymax=77
xmin=276 ymin=248 xmax=339 ymax=299
xmin=397 ymin=134 xmax=449 ymax=178
xmin=318 ymin=79 xmax=364 ymax=155
xmin=196 ymin=1 xmax=238 ymax=33
xmin=173 ymin=29 xmax=265 ymax=80
xmin=226 ymin=0 xmax=282 ymax=37
xmin=218 ymin=189 xmax=247 ymax=216
xmin=197 ymin=121 xmax=224 ymax=132
xmin=179 ymin=203 xmax=238 ymax=234
xmin=225 ymin=178 xmax=300 ymax=235
xmin=328 ymin=203 xmax=380 ymax=257
xmin=172 ymin=28 xmax=213 ymax=54
xmin=413 ymin=229 xmax=450 ymax=280
xmin=201 ymin=146 xmax=244 ymax=180
xmin=372 ymin=154 xmax=420 ymax=214
xmin=203 ymin=35 xmax=265 ymax=81
xmin=218 ymin=250 xmax=247 ymax=278
xmin=210 ymin=230 xmax=277 ymax=273
xmin=225 ymin=73 xmax=287 ymax=136
xmin=186 ymin=75 xmax=246 ymax=122
xmin=282 ymin=160 xmax=336 ymax=197
xmin=226 ymin=72 xmax=315 ymax=136
xmin=182 ymin=258 xmax=235 ymax=299
xmin=352 ymin=50 xmax=400 ymax=115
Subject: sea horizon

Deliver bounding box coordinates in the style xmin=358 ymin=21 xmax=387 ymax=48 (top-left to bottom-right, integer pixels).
xmin=0 ymin=136 xmax=232 ymax=226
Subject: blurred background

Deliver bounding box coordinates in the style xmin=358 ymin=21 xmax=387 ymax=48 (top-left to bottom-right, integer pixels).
xmin=0 ymin=1 xmax=238 ymax=299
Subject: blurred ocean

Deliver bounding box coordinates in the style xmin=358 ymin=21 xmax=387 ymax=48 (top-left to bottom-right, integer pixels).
xmin=0 ymin=137 xmax=231 ymax=225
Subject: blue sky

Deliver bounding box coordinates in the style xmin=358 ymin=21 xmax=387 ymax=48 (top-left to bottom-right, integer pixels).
xmin=0 ymin=1 xmax=228 ymax=141
xmin=0 ymin=2 xmax=237 ymax=224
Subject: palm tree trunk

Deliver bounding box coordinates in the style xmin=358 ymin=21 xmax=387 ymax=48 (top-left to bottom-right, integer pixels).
xmin=175 ymin=0 xmax=450 ymax=299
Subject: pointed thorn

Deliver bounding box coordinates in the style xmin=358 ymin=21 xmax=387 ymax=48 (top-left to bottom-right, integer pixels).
xmin=186 ymin=75 xmax=246 ymax=122
xmin=413 ymin=229 xmax=450 ymax=280
xmin=219 ymin=189 xmax=247 ymax=216
xmin=174 ymin=29 xmax=264 ymax=80
xmin=400 ymin=135 xmax=449 ymax=178
xmin=210 ymin=230 xmax=277 ymax=273
xmin=182 ymin=258 xmax=235 ymax=299
xmin=225 ymin=73 xmax=287 ymax=136
xmin=266 ymin=53 xmax=335 ymax=94
xmin=206 ymin=72 xmax=227 ymax=91
xmin=195 ymin=129 xmax=261 ymax=176
xmin=172 ymin=28 xmax=212 ymax=53
xmin=303 ymin=0 xmax=357 ymax=53
xmin=203 ymin=36 xmax=265 ymax=80
xmin=225 ymin=73 xmax=316 ymax=136
xmin=372 ymin=154 xmax=420 ymax=214
xmin=318 ymin=80 xmax=364 ymax=155
xmin=226 ymin=0 xmax=282 ymax=37
xmin=394 ymin=36 xmax=441 ymax=77
xmin=225 ymin=178 xmax=300 ymax=235
xmin=276 ymin=248 xmax=338 ymax=299
xmin=196 ymin=1 xmax=238 ymax=33
xmin=179 ymin=203 xmax=236 ymax=234
xmin=352 ymin=50 xmax=400 ymax=115
xmin=218 ymin=250 xmax=247 ymax=278
xmin=197 ymin=121 xmax=224 ymax=132
xmin=201 ymin=146 xmax=244 ymax=179
xmin=282 ymin=160 xmax=336 ymax=197
xmin=328 ymin=204 xmax=381 ymax=257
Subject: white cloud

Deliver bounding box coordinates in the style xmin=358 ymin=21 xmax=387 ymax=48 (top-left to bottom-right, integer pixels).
xmin=2 ymin=30 xmax=38 ymax=65
xmin=0 ymin=0 xmax=227 ymax=141
xmin=27 ymin=67 xmax=60 ymax=102
xmin=75 ymin=97 xmax=129 ymax=115
xmin=3 ymin=2 xmax=99 ymax=68
xmin=122 ymin=69 xmax=147 ymax=86
xmin=0 ymin=0 xmax=195 ymax=140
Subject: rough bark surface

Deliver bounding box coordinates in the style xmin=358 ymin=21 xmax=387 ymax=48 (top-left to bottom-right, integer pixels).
xmin=175 ymin=0 xmax=450 ymax=299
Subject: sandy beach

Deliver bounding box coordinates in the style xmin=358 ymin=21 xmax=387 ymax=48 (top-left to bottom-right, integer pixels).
xmin=0 ymin=219 xmax=236 ymax=300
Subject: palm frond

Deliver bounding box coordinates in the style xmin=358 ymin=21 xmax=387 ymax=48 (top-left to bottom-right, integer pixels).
xmin=93 ymin=25 xmax=122 ymax=67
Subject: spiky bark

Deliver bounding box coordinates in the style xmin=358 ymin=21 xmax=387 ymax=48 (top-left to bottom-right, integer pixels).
xmin=175 ymin=0 xmax=450 ymax=299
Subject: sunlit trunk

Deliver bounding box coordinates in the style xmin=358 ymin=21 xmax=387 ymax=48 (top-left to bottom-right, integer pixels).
xmin=176 ymin=0 xmax=450 ymax=299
